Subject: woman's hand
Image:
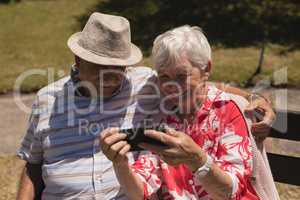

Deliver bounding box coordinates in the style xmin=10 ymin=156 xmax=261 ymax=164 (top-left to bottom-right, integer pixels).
xmin=99 ymin=127 xmax=131 ymax=167
xmin=139 ymin=127 xmax=207 ymax=172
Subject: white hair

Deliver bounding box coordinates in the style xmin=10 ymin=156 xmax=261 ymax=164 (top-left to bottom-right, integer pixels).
xmin=152 ymin=25 xmax=211 ymax=70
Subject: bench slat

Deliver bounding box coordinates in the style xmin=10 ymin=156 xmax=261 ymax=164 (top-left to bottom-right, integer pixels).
xmin=270 ymin=110 xmax=300 ymax=141
xmin=267 ymin=153 xmax=300 ymax=186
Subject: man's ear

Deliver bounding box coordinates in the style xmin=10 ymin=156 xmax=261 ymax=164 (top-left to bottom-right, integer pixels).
xmin=75 ymin=55 xmax=81 ymax=67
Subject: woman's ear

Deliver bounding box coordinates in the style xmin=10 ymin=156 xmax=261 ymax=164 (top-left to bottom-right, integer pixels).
xmin=205 ymin=60 xmax=212 ymax=73
xmin=203 ymin=60 xmax=212 ymax=80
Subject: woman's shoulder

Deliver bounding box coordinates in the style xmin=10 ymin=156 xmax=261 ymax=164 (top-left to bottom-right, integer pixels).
xmin=206 ymin=85 xmax=243 ymax=120
xmin=206 ymin=84 xmax=231 ymax=108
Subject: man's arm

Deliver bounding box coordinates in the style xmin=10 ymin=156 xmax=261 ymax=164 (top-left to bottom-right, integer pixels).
xmin=100 ymin=128 xmax=144 ymax=200
xmin=17 ymin=162 xmax=44 ymax=200
xmin=210 ymin=82 xmax=276 ymax=138
xmin=209 ymin=82 xmax=250 ymax=98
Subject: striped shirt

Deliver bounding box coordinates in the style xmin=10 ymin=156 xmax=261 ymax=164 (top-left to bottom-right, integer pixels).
xmin=17 ymin=66 xmax=161 ymax=200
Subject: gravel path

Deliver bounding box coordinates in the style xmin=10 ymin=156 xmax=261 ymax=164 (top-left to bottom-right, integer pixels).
xmin=0 ymin=94 xmax=35 ymax=155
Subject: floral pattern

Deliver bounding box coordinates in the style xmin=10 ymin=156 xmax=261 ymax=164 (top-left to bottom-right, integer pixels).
xmin=131 ymin=86 xmax=259 ymax=200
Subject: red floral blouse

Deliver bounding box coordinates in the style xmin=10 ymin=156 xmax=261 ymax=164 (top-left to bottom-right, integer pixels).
xmin=131 ymin=86 xmax=259 ymax=200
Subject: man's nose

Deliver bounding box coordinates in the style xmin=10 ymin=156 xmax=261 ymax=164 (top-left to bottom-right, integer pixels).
xmin=163 ymin=83 xmax=180 ymax=94
xmin=102 ymin=73 xmax=121 ymax=81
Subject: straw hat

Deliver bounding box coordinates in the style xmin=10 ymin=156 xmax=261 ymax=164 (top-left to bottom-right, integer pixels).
xmin=68 ymin=12 xmax=142 ymax=66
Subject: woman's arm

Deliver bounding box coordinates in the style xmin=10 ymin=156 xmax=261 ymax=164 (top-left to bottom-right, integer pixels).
xmin=189 ymin=101 xmax=258 ymax=199
xmin=141 ymin=106 xmax=256 ymax=200
xmin=210 ymin=101 xmax=257 ymax=199
xmin=140 ymin=130 xmax=234 ymax=200
xmin=187 ymin=153 xmax=233 ymax=200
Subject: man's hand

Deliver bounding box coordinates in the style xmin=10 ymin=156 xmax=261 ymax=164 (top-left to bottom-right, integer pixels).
xmin=212 ymin=82 xmax=276 ymax=140
xmin=100 ymin=127 xmax=131 ymax=166
xmin=245 ymin=95 xmax=275 ymax=140
xmin=17 ymin=162 xmax=44 ymax=200
xmin=139 ymin=128 xmax=206 ymax=172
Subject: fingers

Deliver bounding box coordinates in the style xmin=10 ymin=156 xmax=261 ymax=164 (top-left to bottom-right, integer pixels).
xmin=100 ymin=132 xmax=127 ymax=153
xmin=245 ymin=103 xmax=264 ymax=121
xmin=144 ymin=129 xmax=177 ymax=146
xmin=100 ymin=127 xmax=129 ymax=163
xmin=114 ymin=144 xmax=131 ymax=162
xmin=99 ymin=128 xmax=124 ymax=145
xmin=138 ymin=143 xmax=167 ymax=154
xmin=160 ymin=155 xmax=181 ymax=166
xmin=100 ymin=127 xmax=120 ymax=141
xmin=111 ymin=141 xmax=128 ymax=154
xmin=103 ymin=133 xmax=127 ymax=146
xmin=244 ymin=96 xmax=275 ymax=139
xmin=251 ymin=109 xmax=274 ymax=137
xmin=264 ymin=107 xmax=276 ymax=124
xmin=244 ymin=101 xmax=258 ymax=113
xmin=103 ymin=140 xmax=130 ymax=162
xmin=246 ymin=96 xmax=275 ymax=122
xmin=108 ymin=141 xmax=129 ymax=160
xmin=139 ymin=143 xmax=184 ymax=158
xmin=251 ymin=121 xmax=271 ymax=137
xmin=165 ymin=127 xmax=180 ymax=137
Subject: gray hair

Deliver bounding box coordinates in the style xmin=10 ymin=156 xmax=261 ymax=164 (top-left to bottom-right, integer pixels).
xmin=152 ymin=25 xmax=211 ymax=71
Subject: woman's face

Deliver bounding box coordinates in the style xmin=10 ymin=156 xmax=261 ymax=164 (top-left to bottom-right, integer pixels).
xmin=157 ymin=58 xmax=208 ymax=113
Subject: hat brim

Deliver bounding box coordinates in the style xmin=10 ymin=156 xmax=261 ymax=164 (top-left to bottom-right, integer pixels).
xmin=67 ymin=32 xmax=143 ymax=66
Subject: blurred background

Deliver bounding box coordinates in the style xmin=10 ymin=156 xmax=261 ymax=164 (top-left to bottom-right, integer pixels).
xmin=0 ymin=0 xmax=299 ymax=199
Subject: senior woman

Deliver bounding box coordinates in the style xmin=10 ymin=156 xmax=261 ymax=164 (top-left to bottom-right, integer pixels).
xmin=101 ymin=25 xmax=260 ymax=200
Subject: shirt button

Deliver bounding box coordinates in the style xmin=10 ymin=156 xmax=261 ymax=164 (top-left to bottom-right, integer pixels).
xmin=96 ymin=174 xmax=102 ymax=181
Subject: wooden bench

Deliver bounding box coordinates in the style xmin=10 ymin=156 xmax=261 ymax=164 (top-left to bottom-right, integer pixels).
xmin=268 ymin=110 xmax=300 ymax=186
xmin=33 ymin=109 xmax=300 ymax=200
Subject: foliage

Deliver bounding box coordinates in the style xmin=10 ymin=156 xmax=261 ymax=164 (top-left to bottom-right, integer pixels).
xmin=79 ymin=0 xmax=300 ymax=52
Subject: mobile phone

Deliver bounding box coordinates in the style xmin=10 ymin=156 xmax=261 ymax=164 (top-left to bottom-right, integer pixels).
xmin=120 ymin=124 xmax=168 ymax=151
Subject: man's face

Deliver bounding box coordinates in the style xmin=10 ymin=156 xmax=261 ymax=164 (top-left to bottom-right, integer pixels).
xmin=77 ymin=59 xmax=126 ymax=97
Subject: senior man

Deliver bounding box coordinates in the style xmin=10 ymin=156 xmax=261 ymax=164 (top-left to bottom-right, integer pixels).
xmin=17 ymin=12 xmax=275 ymax=200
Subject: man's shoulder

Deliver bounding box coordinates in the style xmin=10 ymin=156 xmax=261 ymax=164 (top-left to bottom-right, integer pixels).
xmin=37 ymin=76 xmax=71 ymax=98
xmin=126 ymin=66 xmax=157 ymax=80
xmin=31 ymin=76 xmax=71 ymax=113
xmin=123 ymin=66 xmax=157 ymax=97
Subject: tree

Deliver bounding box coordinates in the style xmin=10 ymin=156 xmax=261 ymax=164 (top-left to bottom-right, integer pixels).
xmin=79 ymin=0 xmax=300 ymax=53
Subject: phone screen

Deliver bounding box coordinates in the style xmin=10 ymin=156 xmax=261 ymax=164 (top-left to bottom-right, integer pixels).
xmin=120 ymin=124 xmax=167 ymax=151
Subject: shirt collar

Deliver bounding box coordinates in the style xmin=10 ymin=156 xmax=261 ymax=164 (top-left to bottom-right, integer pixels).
xmin=170 ymin=85 xmax=231 ymax=121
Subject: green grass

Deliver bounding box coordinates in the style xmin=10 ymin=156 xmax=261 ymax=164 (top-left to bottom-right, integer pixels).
xmin=211 ymin=46 xmax=260 ymax=86
xmin=211 ymin=44 xmax=300 ymax=87
xmin=0 ymin=0 xmax=299 ymax=94
xmin=143 ymin=45 xmax=300 ymax=88
xmin=0 ymin=0 xmax=100 ymax=93
xmin=0 ymin=155 xmax=24 ymax=200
